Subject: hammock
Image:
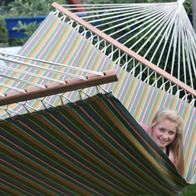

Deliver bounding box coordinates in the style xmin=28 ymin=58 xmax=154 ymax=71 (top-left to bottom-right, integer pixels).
xmin=0 ymin=1 xmax=195 ymax=194
xmin=1 ymin=93 xmax=188 ymax=195
xmin=63 ymin=0 xmax=196 ymax=90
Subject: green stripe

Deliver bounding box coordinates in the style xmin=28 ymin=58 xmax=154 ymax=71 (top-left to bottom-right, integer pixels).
xmin=1 ymin=93 xmax=188 ymax=195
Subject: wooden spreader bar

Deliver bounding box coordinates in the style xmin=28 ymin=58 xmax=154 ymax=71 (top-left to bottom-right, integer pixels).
xmin=52 ymin=2 xmax=196 ymax=97
xmin=0 ymin=70 xmax=117 ymax=106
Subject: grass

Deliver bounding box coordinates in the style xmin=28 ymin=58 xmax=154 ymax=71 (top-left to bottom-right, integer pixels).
xmin=181 ymin=184 xmax=196 ymax=196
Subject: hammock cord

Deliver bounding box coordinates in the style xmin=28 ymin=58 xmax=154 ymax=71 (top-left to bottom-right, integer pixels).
xmin=62 ymin=1 xmax=195 ymax=91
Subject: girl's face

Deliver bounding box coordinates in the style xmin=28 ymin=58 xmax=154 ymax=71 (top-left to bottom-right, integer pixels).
xmin=151 ymin=119 xmax=177 ymax=149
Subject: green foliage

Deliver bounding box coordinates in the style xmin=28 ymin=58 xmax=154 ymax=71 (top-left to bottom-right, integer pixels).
xmin=0 ymin=16 xmax=8 ymax=44
xmin=1 ymin=0 xmax=66 ymax=45
xmin=13 ymin=21 xmax=38 ymax=38
xmin=6 ymin=0 xmax=66 ymax=17
xmin=8 ymin=20 xmax=39 ymax=46
xmin=184 ymin=0 xmax=192 ymax=16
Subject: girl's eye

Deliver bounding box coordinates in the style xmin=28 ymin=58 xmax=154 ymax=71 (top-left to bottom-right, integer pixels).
xmin=157 ymin=126 xmax=176 ymax=135
xmin=169 ymin=131 xmax=175 ymax=135
xmin=159 ymin=128 xmax=166 ymax=132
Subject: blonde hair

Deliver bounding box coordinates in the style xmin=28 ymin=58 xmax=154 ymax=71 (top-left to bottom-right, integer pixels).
xmin=150 ymin=108 xmax=185 ymax=176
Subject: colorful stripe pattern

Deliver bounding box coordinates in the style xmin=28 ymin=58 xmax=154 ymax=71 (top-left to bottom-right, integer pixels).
xmin=104 ymin=68 xmax=196 ymax=183
xmin=0 ymin=13 xmax=195 ymax=184
xmin=1 ymin=93 xmax=188 ymax=195
xmin=0 ymin=13 xmax=116 ymax=118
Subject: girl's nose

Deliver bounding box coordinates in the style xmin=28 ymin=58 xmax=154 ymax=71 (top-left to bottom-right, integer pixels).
xmin=162 ymin=133 xmax=169 ymax=140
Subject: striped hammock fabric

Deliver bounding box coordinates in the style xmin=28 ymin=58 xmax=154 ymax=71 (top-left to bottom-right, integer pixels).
xmin=104 ymin=67 xmax=196 ymax=183
xmin=1 ymin=93 xmax=188 ymax=195
xmin=0 ymin=13 xmax=116 ymax=118
xmin=0 ymin=12 xmax=195 ymax=184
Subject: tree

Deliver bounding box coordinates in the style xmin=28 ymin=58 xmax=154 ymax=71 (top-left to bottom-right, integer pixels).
xmin=0 ymin=0 xmax=66 ymax=45
xmin=6 ymin=0 xmax=65 ymax=17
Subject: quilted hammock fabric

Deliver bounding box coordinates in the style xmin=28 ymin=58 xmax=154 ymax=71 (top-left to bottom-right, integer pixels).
xmin=1 ymin=93 xmax=188 ymax=195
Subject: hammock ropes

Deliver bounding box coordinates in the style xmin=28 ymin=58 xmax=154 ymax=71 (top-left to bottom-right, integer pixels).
xmin=62 ymin=0 xmax=196 ymax=94
xmin=0 ymin=0 xmax=195 ymax=105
